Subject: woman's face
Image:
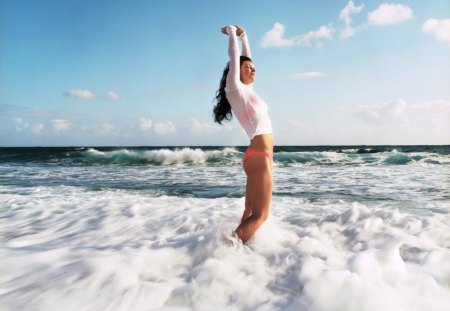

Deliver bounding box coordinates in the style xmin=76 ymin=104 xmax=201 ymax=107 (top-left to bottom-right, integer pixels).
xmin=240 ymin=61 xmax=256 ymax=85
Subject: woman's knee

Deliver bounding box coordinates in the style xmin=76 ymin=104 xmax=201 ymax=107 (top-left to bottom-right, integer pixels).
xmin=261 ymin=210 xmax=269 ymax=221
xmin=252 ymin=210 xmax=269 ymax=223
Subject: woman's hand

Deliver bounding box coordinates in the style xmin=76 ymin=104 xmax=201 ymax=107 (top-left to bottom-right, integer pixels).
xmin=235 ymin=26 xmax=244 ymax=36
xmin=221 ymin=25 xmax=245 ymax=36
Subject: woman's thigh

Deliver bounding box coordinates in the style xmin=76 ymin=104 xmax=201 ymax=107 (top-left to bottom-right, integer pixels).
xmin=243 ymin=156 xmax=273 ymax=217
xmin=245 ymin=179 xmax=251 ymax=210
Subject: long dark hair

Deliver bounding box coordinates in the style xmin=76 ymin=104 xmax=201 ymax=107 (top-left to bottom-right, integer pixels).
xmin=213 ymin=56 xmax=252 ymax=124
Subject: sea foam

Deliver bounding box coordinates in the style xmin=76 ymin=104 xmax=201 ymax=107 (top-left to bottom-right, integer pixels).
xmin=1 ymin=186 xmax=449 ymax=310
xmin=1 ymin=145 xmax=449 ymax=310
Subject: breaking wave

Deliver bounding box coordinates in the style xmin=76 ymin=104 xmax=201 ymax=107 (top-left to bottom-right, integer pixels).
xmin=0 ymin=146 xmax=448 ymax=167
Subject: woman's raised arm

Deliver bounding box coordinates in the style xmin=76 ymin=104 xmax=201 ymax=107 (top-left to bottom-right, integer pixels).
xmin=238 ymin=26 xmax=251 ymax=59
xmin=224 ymin=25 xmax=241 ymax=90
xmin=222 ymin=25 xmax=252 ymax=91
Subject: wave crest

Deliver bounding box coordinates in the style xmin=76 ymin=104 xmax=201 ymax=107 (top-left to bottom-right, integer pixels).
xmin=0 ymin=146 xmax=447 ymax=167
xmin=275 ymin=150 xmax=450 ymax=167
xmin=83 ymin=147 xmax=240 ymax=166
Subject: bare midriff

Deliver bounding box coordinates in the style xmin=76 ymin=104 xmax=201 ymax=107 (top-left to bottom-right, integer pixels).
xmin=249 ymin=134 xmax=274 ymax=153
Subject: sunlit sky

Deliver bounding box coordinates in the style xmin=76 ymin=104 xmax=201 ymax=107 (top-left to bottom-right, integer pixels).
xmin=1 ymin=0 xmax=449 ymax=146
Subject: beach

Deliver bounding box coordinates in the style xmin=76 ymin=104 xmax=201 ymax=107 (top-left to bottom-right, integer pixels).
xmin=1 ymin=145 xmax=449 ymax=310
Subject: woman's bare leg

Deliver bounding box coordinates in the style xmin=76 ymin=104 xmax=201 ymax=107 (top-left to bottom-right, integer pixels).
xmin=241 ymin=180 xmax=252 ymax=222
xmin=235 ymin=156 xmax=272 ymax=243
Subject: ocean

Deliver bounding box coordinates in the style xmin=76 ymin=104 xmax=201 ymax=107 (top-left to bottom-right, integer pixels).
xmin=0 ymin=145 xmax=449 ymax=311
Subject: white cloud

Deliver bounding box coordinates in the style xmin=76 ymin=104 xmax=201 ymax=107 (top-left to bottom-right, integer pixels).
xmin=355 ymin=99 xmax=450 ymax=125
xmin=105 ymin=91 xmax=120 ymax=100
xmin=422 ymin=18 xmax=450 ymax=45
xmin=52 ymin=119 xmax=70 ymax=133
xmin=13 ymin=118 xmax=44 ymax=135
xmin=262 ymin=3 xmax=414 ymax=47
xmin=368 ymin=3 xmax=413 ymax=26
xmin=13 ymin=117 xmax=29 ymax=131
xmin=139 ymin=117 xmax=153 ymax=131
xmin=353 ymin=99 xmax=450 ymax=144
xmin=101 ymin=122 xmax=114 ymax=133
xmin=290 ymin=72 xmax=324 ymax=79
xmin=356 ymin=99 xmax=407 ymax=124
xmin=409 ymin=99 xmax=450 ymax=118
xmin=63 ymin=89 xmax=120 ymax=100
xmin=32 ymin=123 xmax=44 ymax=135
xmin=261 ymin=23 xmax=333 ymax=48
xmin=339 ymin=0 xmax=364 ymax=39
xmin=296 ymin=25 xmax=334 ymax=46
xmin=261 ymin=23 xmax=295 ymax=48
xmin=64 ymin=89 xmax=96 ymax=100
xmin=189 ymin=118 xmax=218 ymax=134
xmin=154 ymin=121 xmax=176 ymax=136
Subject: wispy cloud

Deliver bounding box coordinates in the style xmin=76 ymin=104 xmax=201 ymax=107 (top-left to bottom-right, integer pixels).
xmin=290 ymin=72 xmax=324 ymax=79
xmin=297 ymin=25 xmax=334 ymax=46
xmin=32 ymin=123 xmax=44 ymax=135
xmin=63 ymin=89 xmax=96 ymax=100
xmin=100 ymin=122 xmax=114 ymax=134
xmin=356 ymin=99 xmax=407 ymax=124
xmin=13 ymin=117 xmax=29 ymax=131
xmin=354 ymin=98 xmax=450 ymax=126
xmin=154 ymin=121 xmax=176 ymax=136
xmin=261 ymin=22 xmax=333 ymax=48
xmin=52 ymin=119 xmax=71 ymax=133
xmin=11 ymin=118 xmax=44 ymax=136
xmin=367 ymin=3 xmax=413 ymax=26
xmin=339 ymin=0 xmax=364 ymax=39
xmin=63 ymin=89 xmax=120 ymax=101
xmin=139 ymin=117 xmax=153 ymax=131
xmin=422 ymin=18 xmax=450 ymax=46
xmin=105 ymin=91 xmax=120 ymax=100
xmin=189 ymin=118 xmax=219 ymax=134
xmin=353 ymin=98 xmax=450 ymax=144
xmin=139 ymin=117 xmax=176 ymax=136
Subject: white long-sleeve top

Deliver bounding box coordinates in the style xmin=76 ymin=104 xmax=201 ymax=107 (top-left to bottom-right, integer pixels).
xmin=225 ymin=26 xmax=273 ymax=140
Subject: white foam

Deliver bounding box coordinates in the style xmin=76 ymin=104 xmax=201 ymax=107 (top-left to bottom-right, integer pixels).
xmin=1 ymin=186 xmax=449 ymax=310
xmin=86 ymin=147 xmax=106 ymax=156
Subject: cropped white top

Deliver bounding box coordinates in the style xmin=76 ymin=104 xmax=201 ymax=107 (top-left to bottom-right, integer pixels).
xmin=225 ymin=26 xmax=273 ymax=140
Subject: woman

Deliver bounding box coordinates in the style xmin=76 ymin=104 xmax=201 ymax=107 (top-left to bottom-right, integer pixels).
xmin=213 ymin=25 xmax=274 ymax=244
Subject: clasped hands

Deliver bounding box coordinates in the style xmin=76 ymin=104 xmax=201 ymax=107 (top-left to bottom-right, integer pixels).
xmin=221 ymin=25 xmax=244 ymax=36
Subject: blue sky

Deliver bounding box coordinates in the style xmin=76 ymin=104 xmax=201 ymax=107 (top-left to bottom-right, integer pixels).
xmin=1 ymin=0 xmax=449 ymax=146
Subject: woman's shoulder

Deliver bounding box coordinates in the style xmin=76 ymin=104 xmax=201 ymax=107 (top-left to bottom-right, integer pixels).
xmin=225 ymin=80 xmax=243 ymax=93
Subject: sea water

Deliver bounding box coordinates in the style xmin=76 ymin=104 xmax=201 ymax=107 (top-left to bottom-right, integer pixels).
xmin=0 ymin=146 xmax=449 ymax=311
